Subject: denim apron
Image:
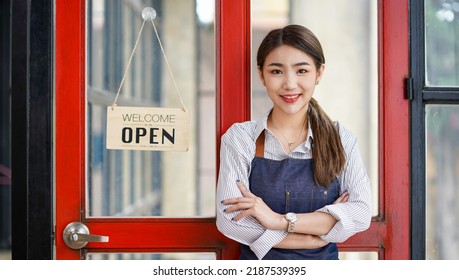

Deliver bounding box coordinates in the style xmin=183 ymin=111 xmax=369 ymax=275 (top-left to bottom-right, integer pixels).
xmin=240 ymin=131 xmax=341 ymax=260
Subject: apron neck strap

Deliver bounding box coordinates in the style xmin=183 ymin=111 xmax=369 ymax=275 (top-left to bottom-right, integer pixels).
xmin=255 ymin=130 xmax=265 ymax=158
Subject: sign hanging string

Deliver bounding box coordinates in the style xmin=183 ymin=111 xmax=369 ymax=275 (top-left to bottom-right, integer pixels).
xmin=112 ymin=7 xmax=186 ymax=111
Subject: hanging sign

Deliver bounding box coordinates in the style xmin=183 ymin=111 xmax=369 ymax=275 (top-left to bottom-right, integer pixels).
xmin=105 ymin=7 xmax=189 ymax=152
xmin=106 ymin=106 xmax=189 ymax=151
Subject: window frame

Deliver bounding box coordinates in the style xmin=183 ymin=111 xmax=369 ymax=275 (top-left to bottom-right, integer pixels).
xmin=409 ymin=0 xmax=459 ymax=259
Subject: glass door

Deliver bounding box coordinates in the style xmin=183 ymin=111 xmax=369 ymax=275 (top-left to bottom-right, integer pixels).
xmin=55 ymin=0 xmax=240 ymax=259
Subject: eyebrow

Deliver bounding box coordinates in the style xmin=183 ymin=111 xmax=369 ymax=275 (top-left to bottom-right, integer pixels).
xmin=267 ymin=62 xmax=311 ymax=67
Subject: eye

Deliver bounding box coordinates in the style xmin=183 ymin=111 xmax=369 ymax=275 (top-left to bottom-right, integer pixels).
xmin=297 ymin=69 xmax=308 ymax=74
xmin=271 ymin=69 xmax=283 ymax=75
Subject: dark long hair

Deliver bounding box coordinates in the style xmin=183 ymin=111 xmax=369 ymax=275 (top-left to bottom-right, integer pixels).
xmin=257 ymin=25 xmax=346 ymax=187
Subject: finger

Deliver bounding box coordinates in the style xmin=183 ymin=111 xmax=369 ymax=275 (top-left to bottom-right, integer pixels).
xmin=222 ymin=197 xmax=253 ymax=205
xmin=236 ymin=181 xmax=256 ymax=198
xmin=333 ymin=191 xmax=349 ymax=204
xmin=236 ymin=180 xmax=247 ymax=192
xmin=231 ymin=210 xmax=252 ymax=221
xmin=335 ymin=196 xmax=347 ymax=204
xmin=224 ymin=201 xmax=255 ymax=213
xmin=333 ymin=197 xmax=343 ymax=204
xmin=341 ymin=193 xmax=350 ymax=203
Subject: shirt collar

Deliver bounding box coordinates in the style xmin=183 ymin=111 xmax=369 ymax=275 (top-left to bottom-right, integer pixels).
xmin=254 ymin=109 xmax=314 ymax=151
xmin=254 ymin=110 xmax=269 ymax=139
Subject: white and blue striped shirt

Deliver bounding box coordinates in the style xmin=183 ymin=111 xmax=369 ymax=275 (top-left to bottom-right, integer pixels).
xmin=216 ymin=111 xmax=372 ymax=259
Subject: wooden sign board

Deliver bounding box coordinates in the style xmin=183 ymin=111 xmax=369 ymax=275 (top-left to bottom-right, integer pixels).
xmin=106 ymin=106 xmax=189 ymax=151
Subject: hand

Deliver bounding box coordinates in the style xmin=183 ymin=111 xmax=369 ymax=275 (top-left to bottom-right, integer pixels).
xmin=333 ymin=190 xmax=349 ymax=204
xmin=222 ymin=181 xmax=286 ymax=230
xmin=302 ymin=234 xmax=329 ymax=248
xmin=274 ymin=233 xmax=329 ymax=249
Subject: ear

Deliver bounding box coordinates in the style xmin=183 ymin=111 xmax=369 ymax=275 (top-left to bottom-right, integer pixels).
xmin=316 ymin=63 xmax=325 ymax=82
xmin=257 ymin=66 xmax=265 ymax=85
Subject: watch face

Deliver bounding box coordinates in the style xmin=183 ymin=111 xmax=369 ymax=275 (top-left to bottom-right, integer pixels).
xmin=286 ymin=212 xmax=297 ymax=221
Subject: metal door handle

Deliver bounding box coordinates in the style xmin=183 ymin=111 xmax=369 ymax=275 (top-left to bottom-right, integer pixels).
xmin=63 ymin=222 xmax=109 ymax=249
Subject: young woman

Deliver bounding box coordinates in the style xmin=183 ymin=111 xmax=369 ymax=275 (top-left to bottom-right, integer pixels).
xmin=216 ymin=25 xmax=372 ymax=260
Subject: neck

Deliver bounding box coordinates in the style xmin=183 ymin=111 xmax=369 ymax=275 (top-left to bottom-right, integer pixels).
xmin=268 ymin=107 xmax=309 ymax=153
xmin=269 ymin=107 xmax=308 ymax=130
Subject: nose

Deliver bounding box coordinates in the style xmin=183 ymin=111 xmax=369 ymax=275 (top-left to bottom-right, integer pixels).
xmin=283 ymin=72 xmax=297 ymax=90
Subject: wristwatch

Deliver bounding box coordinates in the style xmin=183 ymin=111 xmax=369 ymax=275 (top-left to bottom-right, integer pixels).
xmin=285 ymin=212 xmax=298 ymax=233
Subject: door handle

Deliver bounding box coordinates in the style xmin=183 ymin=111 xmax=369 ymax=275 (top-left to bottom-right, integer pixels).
xmin=63 ymin=222 xmax=109 ymax=249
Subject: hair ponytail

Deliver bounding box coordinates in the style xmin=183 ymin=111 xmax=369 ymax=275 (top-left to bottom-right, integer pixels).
xmin=308 ymin=98 xmax=346 ymax=187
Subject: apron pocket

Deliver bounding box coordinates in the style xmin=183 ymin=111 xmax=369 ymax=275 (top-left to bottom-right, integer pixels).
xmin=285 ymin=189 xmax=315 ymax=213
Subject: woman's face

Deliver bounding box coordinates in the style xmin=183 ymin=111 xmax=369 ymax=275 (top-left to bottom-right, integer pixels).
xmin=258 ymin=44 xmax=324 ymax=116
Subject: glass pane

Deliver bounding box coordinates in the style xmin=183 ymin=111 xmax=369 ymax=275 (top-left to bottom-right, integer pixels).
xmin=86 ymin=0 xmax=215 ymax=217
xmin=0 ymin=250 xmax=11 ymax=260
xmin=426 ymin=105 xmax=459 ymax=259
xmin=339 ymin=252 xmax=378 ymax=260
xmin=251 ymin=0 xmax=379 ymax=217
xmin=87 ymin=252 xmax=216 ymax=260
xmin=425 ymin=0 xmax=459 ymax=86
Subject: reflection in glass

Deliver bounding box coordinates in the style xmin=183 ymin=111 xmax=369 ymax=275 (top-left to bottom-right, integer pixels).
xmin=425 ymin=0 xmax=459 ymax=86
xmin=86 ymin=0 xmax=215 ymax=217
xmin=426 ymin=105 xmax=459 ymax=259
xmin=87 ymin=252 xmax=216 ymax=260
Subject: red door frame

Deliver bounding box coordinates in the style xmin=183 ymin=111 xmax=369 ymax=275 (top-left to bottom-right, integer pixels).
xmin=379 ymin=0 xmax=410 ymax=259
xmin=55 ymin=0 xmax=409 ymax=259
xmin=55 ymin=0 xmax=86 ymax=260
xmin=215 ymin=0 xmax=410 ymax=259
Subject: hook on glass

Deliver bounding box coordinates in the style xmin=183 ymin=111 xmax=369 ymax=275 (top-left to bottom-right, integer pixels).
xmin=142 ymin=7 xmax=157 ymax=21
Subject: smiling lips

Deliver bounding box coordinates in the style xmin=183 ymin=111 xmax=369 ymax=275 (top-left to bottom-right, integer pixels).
xmin=280 ymin=94 xmax=301 ymax=103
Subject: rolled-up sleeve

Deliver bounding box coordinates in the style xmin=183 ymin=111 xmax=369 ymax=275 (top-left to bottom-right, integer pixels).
xmin=316 ymin=128 xmax=372 ymax=242
xmin=216 ymin=128 xmax=287 ymax=259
